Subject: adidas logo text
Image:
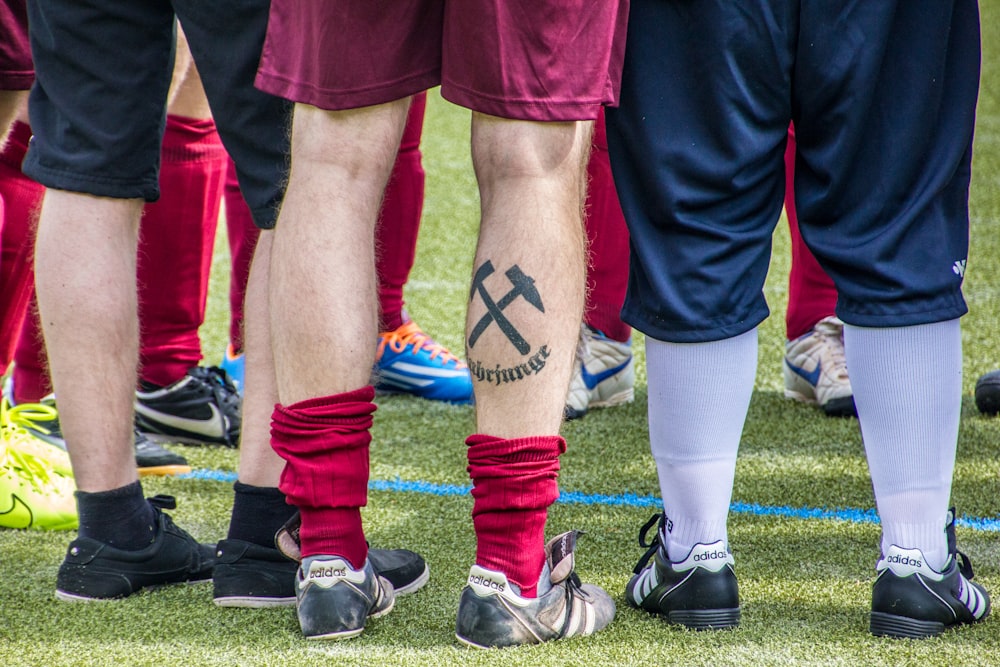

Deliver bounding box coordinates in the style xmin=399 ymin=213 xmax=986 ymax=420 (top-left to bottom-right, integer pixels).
xmin=886 ymin=554 xmax=922 ymax=568
xmin=309 ymin=566 xmax=347 ymax=579
xmin=469 ymin=574 xmax=506 ymax=592
xmin=694 ymin=550 xmax=730 ymax=562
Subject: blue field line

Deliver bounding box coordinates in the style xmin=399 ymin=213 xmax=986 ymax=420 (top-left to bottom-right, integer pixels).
xmin=182 ymin=468 xmax=1000 ymax=533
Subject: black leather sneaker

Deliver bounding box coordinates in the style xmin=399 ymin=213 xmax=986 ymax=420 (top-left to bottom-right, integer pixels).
xmin=624 ymin=513 xmax=740 ymax=629
xmin=55 ymin=495 xmax=215 ymax=601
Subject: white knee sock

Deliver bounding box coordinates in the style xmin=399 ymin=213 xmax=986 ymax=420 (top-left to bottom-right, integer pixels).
xmin=844 ymin=319 xmax=960 ymax=571
xmin=646 ymin=329 xmax=757 ymax=562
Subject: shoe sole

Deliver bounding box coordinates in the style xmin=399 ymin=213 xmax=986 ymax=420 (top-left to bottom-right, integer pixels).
xmin=214 ymin=595 xmax=295 ymax=608
xmin=784 ymin=389 xmax=856 ymax=418
xmin=870 ymin=611 xmax=946 ymax=639
xmin=304 ymin=597 xmax=396 ymax=641
xmin=668 ymin=608 xmax=741 ymax=630
xmin=393 ymin=563 xmax=430 ymax=596
xmin=137 ymin=464 xmax=193 ymax=477
xmin=140 ymin=431 xmax=235 ymax=448
xmin=56 ymin=577 xmax=212 ymax=602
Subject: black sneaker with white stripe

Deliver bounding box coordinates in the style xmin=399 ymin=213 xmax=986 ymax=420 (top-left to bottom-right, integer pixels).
xmin=870 ymin=509 xmax=991 ymax=639
xmin=135 ymin=366 xmax=241 ymax=447
xmin=624 ymin=513 xmax=740 ymax=629
xmin=455 ymin=531 xmax=615 ymax=649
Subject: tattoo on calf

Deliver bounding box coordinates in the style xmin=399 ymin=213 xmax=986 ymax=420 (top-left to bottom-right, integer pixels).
xmin=469 ymin=346 xmax=551 ymax=385
xmin=468 ymin=260 xmax=551 ymax=384
xmin=468 ymin=260 xmax=545 ymax=353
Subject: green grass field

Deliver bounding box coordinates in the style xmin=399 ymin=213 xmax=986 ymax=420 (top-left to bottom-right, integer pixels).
xmin=4 ymin=12 xmax=1000 ymax=667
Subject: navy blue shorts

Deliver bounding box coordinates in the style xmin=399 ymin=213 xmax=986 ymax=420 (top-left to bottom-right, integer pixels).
xmin=606 ymin=0 xmax=980 ymax=342
xmin=24 ymin=0 xmax=289 ymax=229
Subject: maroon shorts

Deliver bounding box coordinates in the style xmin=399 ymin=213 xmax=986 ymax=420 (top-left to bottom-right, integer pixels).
xmin=0 ymin=0 xmax=32 ymax=90
xmin=256 ymin=0 xmax=629 ymax=121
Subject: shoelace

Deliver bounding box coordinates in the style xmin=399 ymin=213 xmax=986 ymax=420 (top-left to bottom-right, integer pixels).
xmin=632 ymin=513 xmax=667 ymax=574
xmin=1 ymin=397 xmax=59 ymax=438
xmin=377 ymin=321 xmax=464 ymax=365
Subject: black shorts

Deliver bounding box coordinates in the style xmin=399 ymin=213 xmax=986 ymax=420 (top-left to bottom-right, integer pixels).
xmin=24 ymin=0 xmax=289 ymax=229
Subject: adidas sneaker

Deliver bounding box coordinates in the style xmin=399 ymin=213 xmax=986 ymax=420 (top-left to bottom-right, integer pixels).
xmin=455 ymin=531 xmax=615 ymax=648
xmin=374 ymin=317 xmax=473 ymax=404
xmin=296 ymin=555 xmax=395 ymax=640
xmin=870 ymin=509 xmax=991 ymax=638
xmin=135 ymin=366 xmax=241 ymax=447
xmin=624 ymin=514 xmax=740 ymax=629
xmin=783 ymin=316 xmax=856 ymax=417
xmin=564 ymin=325 xmax=634 ymax=420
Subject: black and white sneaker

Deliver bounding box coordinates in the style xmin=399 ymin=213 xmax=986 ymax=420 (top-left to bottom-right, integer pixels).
xmin=870 ymin=509 xmax=991 ymax=638
xmin=135 ymin=366 xmax=241 ymax=447
xmin=455 ymin=530 xmax=615 ymax=649
xmin=3 ymin=379 xmax=189 ymax=475
xmin=212 ymin=535 xmax=429 ymax=607
xmin=55 ymin=495 xmax=215 ymax=601
xmin=625 ymin=514 xmax=740 ymax=629
xmin=296 ymin=555 xmax=395 ymax=640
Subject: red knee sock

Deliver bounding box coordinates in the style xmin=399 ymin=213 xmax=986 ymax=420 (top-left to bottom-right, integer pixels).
xmin=784 ymin=129 xmax=838 ymax=340
xmin=466 ymin=434 xmax=566 ymax=598
xmin=0 ymin=122 xmax=43 ymax=369
xmin=269 ymin=387 xmax=375 ymax=568
xmin=137 ymin=115 xmax=227 ymax=386
xmin=584 ymin=110 xmax=631 ymax=343
xmin=376 ymin=92 xmax=426 ymax=333
xmin=11 ymin=291 xmax=49 ymax=402
xmin=223 ymin=159 xmax=259 ymax=354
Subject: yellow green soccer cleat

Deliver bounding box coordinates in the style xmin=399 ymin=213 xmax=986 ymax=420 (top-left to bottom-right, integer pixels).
xmin=1 ymin=397 xmax=72 ymax=476
xmin=0 ymin=436 xmax=77 ymax=531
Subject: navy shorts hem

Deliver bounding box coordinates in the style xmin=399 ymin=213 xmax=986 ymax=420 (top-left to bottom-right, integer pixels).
xmin=622 ymin=303 xmax=770 ymax=344
xmin=22 ymin=155 xmax=159 ymax=202
xmin=836 ymin=297 xmax=968 ymax=329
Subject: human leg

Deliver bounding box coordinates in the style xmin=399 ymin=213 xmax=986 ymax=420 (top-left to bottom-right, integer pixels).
xmin=373 ymin=90 xmax=473 ymax=404
xmin=782 ymin=128 xmax=855 ymax=416
xmin=793 ymin=0 xmax=987 ymax=637
xmin=26 ymin=0 xmax=214 ymax=598
xmin=565 ymin=108 xmax=634 ymax=420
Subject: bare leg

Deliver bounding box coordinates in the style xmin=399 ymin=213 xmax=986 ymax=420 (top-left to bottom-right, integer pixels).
xmin=0 ymin=90 xmax=28 ymax=148
xmin=468 ymin=114 xmax=592 ymax=436
xmin=236 ymin=229 xmax=283 ymax=486
xmin=33 ymin=191 xmax=141 ymax=492
xmin=270 ymin=100 xmax=410 ymax=404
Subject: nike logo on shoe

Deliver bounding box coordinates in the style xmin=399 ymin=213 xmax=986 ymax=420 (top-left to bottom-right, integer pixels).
xmin=786 ymin=359 xmax=822 ymax=388
xmin=134 ymin=402 xmax=228 ymax=440
xmin=580 ymin=358 xmax=632 ymax=391
xmin=0 ymin=493 xmax=33 ymax=529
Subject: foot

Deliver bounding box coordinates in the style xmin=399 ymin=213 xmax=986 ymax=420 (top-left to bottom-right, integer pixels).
xmin=870 ymin=509 xmax=990 ymax=638
xmin=783 ymin=316 xmax=856 ymax=417
xmin=374 ymin=317 xmax=473 ymax=404
xmin=564 ymin=325 xmax=634 ymax=420
xmin=55 ymin=495 xmax=215 ymax=600
xmin=296 ymin=555 xmax=395 ymax=640
xmin=455 ymin=531 xmax=615 ymax=648
xmin=214 ymin=529 xmax=428 ymax=607
xmin=135 ymin=366 xmax=241 ymax=447
xmin=624 ymin=514 xmax=740 ymax=629
xmin=3 ymin=388 xmax=190 ymax=476
xmin=0 ymin=407 xmax=77 ymax=530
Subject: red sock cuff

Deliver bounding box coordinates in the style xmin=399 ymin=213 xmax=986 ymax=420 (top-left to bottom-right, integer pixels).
xmin=466 ymin=434 xmax=565 ymax=597
xmin=270 ymin=388 xmax=376 ymax=567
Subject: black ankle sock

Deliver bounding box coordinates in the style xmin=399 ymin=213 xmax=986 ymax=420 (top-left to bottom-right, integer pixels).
xmin=226 ymin=482 xmax=296 ymax=548
xmin=76 ymin=480 xmax=156 ymax=550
